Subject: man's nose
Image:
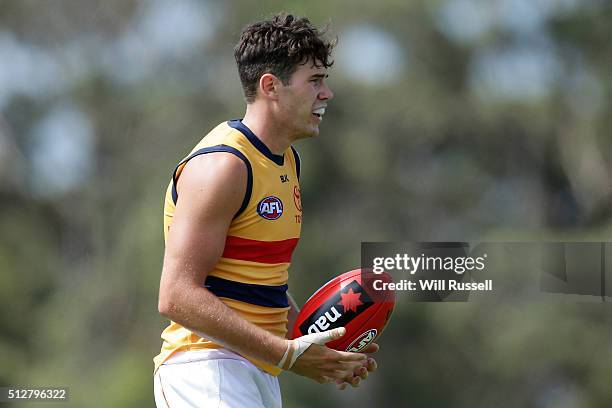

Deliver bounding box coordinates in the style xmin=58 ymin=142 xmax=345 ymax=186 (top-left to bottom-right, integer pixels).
xmin=319 ymin=83 xmax=333 ymax=100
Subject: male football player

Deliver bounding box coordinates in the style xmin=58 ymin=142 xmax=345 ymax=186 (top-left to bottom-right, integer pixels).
xmin=154 ymin=13 xmax=377 ymax=407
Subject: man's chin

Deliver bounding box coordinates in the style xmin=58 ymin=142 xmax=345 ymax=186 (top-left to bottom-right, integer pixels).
xmin=295 ymin=126 xmax=319 ymax=140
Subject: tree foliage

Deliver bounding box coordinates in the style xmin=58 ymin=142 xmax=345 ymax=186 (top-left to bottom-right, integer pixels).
xmin=0 ymin=1 xmax=611 ymax=406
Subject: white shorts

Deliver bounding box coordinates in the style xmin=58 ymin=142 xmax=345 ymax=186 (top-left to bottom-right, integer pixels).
xmin=154 ymin=349 xmax=282 ymax=408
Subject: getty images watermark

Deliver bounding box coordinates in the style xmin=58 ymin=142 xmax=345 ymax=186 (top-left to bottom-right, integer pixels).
xmin=361 ymin=242 xmax=611 ymax=302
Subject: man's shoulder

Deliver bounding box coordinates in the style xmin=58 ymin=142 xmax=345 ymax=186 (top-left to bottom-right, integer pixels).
xmin=176 ymin=150 xmax=248 ymax=205
xmin=186 ymin=149 xmax=246 ymax=173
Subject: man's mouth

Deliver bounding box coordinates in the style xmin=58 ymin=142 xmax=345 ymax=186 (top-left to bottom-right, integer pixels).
xmin=311 ymin=107 xmax=326 ymax=119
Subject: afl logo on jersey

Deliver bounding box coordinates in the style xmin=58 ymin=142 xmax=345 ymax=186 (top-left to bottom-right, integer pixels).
xmin=257 ymin=196 xmax=283 ymax=220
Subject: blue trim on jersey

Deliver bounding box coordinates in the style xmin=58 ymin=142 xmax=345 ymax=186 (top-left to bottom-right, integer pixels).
xmin=204 ymin=276 xmax=289 ymax=308
xmin=290 ymin=146 xmax=300 ymax=180
xmin=171 ymin=145 xmax=253 ymax=219
xmin=228 ymin=119 xmax=285 ymax=166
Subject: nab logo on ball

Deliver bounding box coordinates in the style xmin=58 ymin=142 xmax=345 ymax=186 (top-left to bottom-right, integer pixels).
xmin=347 ymin=329 xmax=377 ymax=352
xmin=257 ymin=196 xmax=283 ymax=220
xmin=299 ymin=281 xmax=373 ymax=334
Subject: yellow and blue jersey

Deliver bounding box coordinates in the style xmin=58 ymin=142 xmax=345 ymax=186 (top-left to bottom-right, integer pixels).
xmin=154 ymin=120 xmax=302 ymax=376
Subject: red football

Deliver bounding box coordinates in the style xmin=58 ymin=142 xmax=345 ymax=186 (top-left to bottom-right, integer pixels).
xmin=291 ymin=269 xmax=395 ymax=352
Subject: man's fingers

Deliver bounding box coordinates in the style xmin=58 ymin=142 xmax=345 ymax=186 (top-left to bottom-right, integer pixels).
xmin=366 ymin=358 xmax=377 ymax=372
xmin=359 ymin=366 xmax=368 ymax=380
xmin=335 ymin=379 xmax=349 ymax=390
xmin=291 ymin=329 xmax=375 ymax=386
xmin=333 ymin=366 xmax=370 ymax=390
xmin=359 ymin=342 xmax=379 ymax=354
xmin=318 ymin=376 xmax=333 ymax=384
xmin=337 ymin=360 xmax=367 ymax=371
xmin=328 ymin=327 xmax=346 ymax=340
xmin=334 ymin=350 xmax=367 ymax=362
xmin=332 ymin=368 xmax=360 ymax=382
xmin=302 ymin=327 xmax=346 ymax=345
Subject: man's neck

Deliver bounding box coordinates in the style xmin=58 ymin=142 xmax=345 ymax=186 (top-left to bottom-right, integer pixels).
xmin=242 ymin=105 xmax=292 ymax=155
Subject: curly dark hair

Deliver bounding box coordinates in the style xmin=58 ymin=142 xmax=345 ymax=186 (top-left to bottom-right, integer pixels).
xmin=234 ymin=13 xmax=335 ymax=103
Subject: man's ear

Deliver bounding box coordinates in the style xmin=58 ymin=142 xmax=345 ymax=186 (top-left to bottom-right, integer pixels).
xmin=259 ymin=73 xmax=282 ymax=100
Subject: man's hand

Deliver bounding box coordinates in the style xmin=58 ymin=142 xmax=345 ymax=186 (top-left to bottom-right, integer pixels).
xmin=283 ymin=327 xmax=369 ymax=384
xmin=335 ymin=342 xmax=378 ymax=390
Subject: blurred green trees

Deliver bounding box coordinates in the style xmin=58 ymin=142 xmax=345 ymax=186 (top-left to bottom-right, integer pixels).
xmin=0 ymin=1 xmax=611 ymax=407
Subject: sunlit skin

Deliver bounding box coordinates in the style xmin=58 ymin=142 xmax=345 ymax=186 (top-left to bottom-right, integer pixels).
xmin=161 ymin=59 xmax=376 ymax=391
xmin=243 ymin=61 xmax=378 ymax=389
xmin=242 ymin=59 xmax=334 ymax=155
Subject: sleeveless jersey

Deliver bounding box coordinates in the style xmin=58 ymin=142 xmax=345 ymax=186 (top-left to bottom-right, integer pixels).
xmin=154 ymin=120 xmax=302 ymax=376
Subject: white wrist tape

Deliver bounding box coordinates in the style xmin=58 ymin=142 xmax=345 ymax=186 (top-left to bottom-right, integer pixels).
xmin=278 ymin=327 xmax=345 ymax=370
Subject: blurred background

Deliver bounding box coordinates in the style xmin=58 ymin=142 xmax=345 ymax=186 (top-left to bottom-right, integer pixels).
xmin=1 ymin=0 xmax=611 ymax=406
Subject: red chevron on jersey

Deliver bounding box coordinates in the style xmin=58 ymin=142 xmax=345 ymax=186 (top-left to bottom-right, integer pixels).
xmin=222 ymin=236 xmax=299 ymax=264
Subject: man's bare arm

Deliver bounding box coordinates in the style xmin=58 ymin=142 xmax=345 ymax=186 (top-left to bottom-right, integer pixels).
xmin=157 ymin=153 xmax=365 ymax=383
xmin=158 ymin=153 xmax=288 ymax=364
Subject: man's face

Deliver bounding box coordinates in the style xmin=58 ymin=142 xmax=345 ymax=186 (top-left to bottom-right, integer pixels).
xmin=276 ymin=60 xmax=334 ymax=139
